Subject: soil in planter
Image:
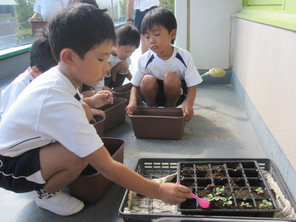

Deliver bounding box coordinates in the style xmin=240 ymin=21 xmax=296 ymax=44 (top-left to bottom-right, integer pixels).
xmin=234 ymin=188 xmax=251 ymax=199
xmin=237 ymin=199 xmax=255 ymax=209
xmin=251 ymin=187 xmax=270 ymax=198
xmin=181 ymin=178 xmax=195 ymax=187
xmin=177 ymin=160 xmax=278 ymax=216
xmin=196 ymin=164 xmax=211 ymax=177
xmin=182 ymin=170 xmax=195 ymax=177
xmin=212 ymin=163 xmax=225 ymax=171
xmin=226 ymin=162 xmax=242 ymax=170
xmin=210 ymin=199 xmax=235 ymax=209
xmin=256 ymin=199 xmax=275 ymax=210
xmin=211 ymin=170 xmax=227 ymax=178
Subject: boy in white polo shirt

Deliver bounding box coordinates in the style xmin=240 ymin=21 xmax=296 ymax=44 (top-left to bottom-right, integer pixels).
xmin=126 ymin=8 xmax=203 ymax=123
xmin=0 ymin=4 xmax=190 ymax=216
xmin=0 ymin=34 xmax=57 ymax=121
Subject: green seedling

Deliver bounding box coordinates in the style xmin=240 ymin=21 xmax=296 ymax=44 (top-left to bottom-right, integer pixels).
xmin=215 ymin=186 xmax=226 ymax=195
xmin=240 ymin=201 xmax=252 ymax=208
xmin=223 ymin=197 xmax=233 ymax=206
xmin=259 ymin=199 xmax=272 ymax=208
xmin=204 ymin=194 xmax=232 ymax=206
xmin=255 ymin=187 xmax=264 ymax=194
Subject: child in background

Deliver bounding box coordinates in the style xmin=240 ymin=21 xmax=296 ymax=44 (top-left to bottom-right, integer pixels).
xmin=126 ymin=8 xmax=203 ymax=123
xmin=0 ymin=34 xmax=57 ymax=120
xmin=104 ymin=24 xmax=140 ymax=88
xmin=0 ymin=4 xmax=190 ymax=216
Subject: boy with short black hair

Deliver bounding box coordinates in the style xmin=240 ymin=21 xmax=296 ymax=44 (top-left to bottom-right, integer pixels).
xmin=104 ymin=24 xmax=140 ymax=88
xmin=0 ymin=4 xmax=190 ymax=216
xmin=126 ymin=8 xmax=203 ymax=123
xmin=0 ymin=34 xmax=57 ymax=120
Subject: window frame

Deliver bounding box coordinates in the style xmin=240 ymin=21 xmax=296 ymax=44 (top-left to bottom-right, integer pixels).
xmin=236 ymin=0 xmax=296 ymax=31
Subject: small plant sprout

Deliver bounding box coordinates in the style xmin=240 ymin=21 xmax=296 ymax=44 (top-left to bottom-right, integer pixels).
xmin=215 ymin=186 xmax=225 ymax=195
xmin=240 ymin=201 xmax=251 ymax=208
xmin=259 ymin=199 xmax=272 ymax=208
xmin=255 ymin=187 xmax=264 ymax=194
xmin=223 ymin=197 xmax=233 ymax=206
xmin=204 ymin=194 xmax=233 ymax=206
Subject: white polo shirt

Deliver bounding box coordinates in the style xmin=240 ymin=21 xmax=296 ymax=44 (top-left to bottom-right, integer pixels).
xmin=134 ymin=0 xmax=159 ymax=12
xmin=131 ymin=46 xmax=203 ymax=87
xmin=0 ymin=68 xmax=34 ymax=120
xmin=34 ymin=0 xmax=70 ymax=21
xmin=0 ymin=67 xmax=103 ymax=158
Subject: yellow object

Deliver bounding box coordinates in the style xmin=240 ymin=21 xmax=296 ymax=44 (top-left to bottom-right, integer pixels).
xmin=208 ymin=68 xmax=226 ymax=77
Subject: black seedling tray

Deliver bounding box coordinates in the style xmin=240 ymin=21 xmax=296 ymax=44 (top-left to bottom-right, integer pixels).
xmin=119 ymin=158 xmax=296 ymax=222
xmin=177 ymin=160 xmax=279 ymax=217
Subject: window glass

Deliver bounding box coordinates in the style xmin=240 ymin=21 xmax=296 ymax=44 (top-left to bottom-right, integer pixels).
xmin=0 ymin=0 xmax=35 ymax=50
xmin=0 ymin=0 xmax=175 ymax=51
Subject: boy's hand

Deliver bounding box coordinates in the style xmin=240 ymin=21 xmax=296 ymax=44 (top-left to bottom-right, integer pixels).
xmin=182 ymin=103 xmax=194 ymax=123
xmin=90 ymin=90 xmax=113 ymax=108
xmin=126 ymin=102 xmax=137 ymax=115
xmin=91 ymin=109 xmax=106 ymax=119
xmin=158 ymin=183 xmax=190 ymax=205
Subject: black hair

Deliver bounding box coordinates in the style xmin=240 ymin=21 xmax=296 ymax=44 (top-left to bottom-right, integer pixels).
xmin=116 ymin=24 xmax=140 ymax=48
xmin=30 ymin=33 xmax=57 ymax=73
xmin=48 ymin=4 xmax=116 ymax=61
xmin=68 ymin=0 xmax=99 ymax=8
xmin=141 ymin=8 xmax=177 ymax=44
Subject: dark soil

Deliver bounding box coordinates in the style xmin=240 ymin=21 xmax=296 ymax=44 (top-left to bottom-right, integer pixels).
xmin=234 ymin=189 xmax=251 ymax=198
xmin=212 ymin=164 xmax=225 ymax=170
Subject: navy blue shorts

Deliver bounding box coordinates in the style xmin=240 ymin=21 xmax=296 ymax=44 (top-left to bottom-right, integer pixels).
xmin=0 ymin=148 xmax=45 ymax=193
xmin=142 ymin=79 xmax=187 ymax=106
xmin=135 ymin=6 xmax=158 ymax=31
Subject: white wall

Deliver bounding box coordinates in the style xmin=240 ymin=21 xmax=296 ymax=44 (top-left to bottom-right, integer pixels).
xmin=232 ymin=18 xmax=296 ymax=171
xmin=175 ymin=0 xmax=241 ymax=69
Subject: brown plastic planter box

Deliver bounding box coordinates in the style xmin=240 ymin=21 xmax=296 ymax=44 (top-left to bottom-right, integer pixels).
xmin=92 ymin=115 xmax=105 ymax=137
xmin=68 ymin=137 xmax=124 ymax=203
xmin=113 ymin=83 xmax=133 ymax=102
xmin=128 ymin=107 xmax=185 ymax=139
xmin=30 ymin=20 xmax=48 ymax=35
xmin=98 ymin=97 xmax=128 ymax=132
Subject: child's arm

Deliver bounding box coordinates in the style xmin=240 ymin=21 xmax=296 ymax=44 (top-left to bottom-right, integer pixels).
xmin=85 ymin=146 xmax=191 ymax=204
xmin=127 ymin=70 xmax=133 ymax=80
xmin=182 ymin=86 xmax=196 ymax=123
xmin=126 ymin=86 xmax=139 ymax=114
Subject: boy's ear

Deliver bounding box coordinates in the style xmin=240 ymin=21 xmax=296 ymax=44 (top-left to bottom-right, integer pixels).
xmin=113 ymin=42 xmax=119 ymax=49
xmin=170 ymin=29 xmax=177 ymax=41
xmin=31 ymin=66 xmax=41 ymax=78
xmin=60 ymin=48 xmax=76 ymax=66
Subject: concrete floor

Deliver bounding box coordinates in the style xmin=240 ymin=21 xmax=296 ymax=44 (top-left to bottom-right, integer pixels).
xmin=1 ymin=84 xmax=272 ymax=222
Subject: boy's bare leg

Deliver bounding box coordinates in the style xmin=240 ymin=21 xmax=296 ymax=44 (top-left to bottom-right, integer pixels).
xmin=39 ymin=142 xmax=87 ymax=193
xmin=164 ymin=72 xmax=181 ymax=107
xmin=140 ymin=75 xmax=158 ymax=106
xmin=111 ymin=61 xmax=129 ymax=82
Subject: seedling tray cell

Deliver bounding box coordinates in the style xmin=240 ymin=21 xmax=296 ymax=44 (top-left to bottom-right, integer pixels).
xmin=177 ymin=160 xmax=279 ymax=217
xmin=119 ymin=158 xmax=296 ymax=222
xmin=128 ymin=107 xmax=185 ymax=139
xmin=98 ymin=97 xmax=128 ymax=132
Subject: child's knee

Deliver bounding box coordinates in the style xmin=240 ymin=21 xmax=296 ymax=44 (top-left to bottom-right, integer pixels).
xmin=164 ymin=72 xmax=180 ymax=88
xmin=118 ymin=61 xmax=129 ymax=73
xmin=141 ymin=75 xmax=157 ymax=89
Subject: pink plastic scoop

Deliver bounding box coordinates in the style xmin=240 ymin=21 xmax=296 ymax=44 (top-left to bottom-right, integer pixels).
xmin=188 ymin=192 xmax=210 ymax=208
xmin=176 ymin=182 xmax=210 ymax=208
